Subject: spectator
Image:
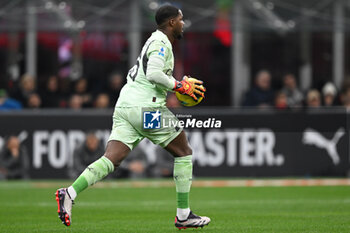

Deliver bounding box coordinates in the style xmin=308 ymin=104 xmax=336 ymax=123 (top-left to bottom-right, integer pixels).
xmin=306 ymin=89 xmax=321 ymax=108
xmin=0 ymin=135 xmax=29 ymax=179
xmin=0 ymin=89 xmax=22 ymax=110
xmin=70 ymin=132 xmax=105 ymax=178
xmin=41 ymin=75 xmax=62 ymax=108
xmin=274 ymin=91 xmax=288 ymax=109
xmin=106 ymin=72 xmax=124 ymax=107
xmin=58 ymin=78 xmax=72 ymax=107
xmin=151 ymin=147 xmax=174 ymax=178
xmin=11 ymin=73 xmax=36 ymax=106
xmin=117 ymin=146 xmax=149 ymax=179
xmin=27 ymin=93 xmax=42 ymax=109
xmin=68 ymin=94 xmax=83 ymax=110
xmin=340 ymin=86 xmax=350 ymax=109
xmin=74 ymin=78 xmax=92 ymax=107
xmin=242 ymin=70 xmax=274 ymax=108
xmin=322 ymin=82 xmax=337 ymax=107
xmin=94 ymin=93 xmax=110 ymax=109
xmin=281 ymin=73 xmax=303 ymax=107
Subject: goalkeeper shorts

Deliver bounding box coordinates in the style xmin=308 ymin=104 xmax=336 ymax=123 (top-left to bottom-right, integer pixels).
xmin=108 ymin=106 xmax=183 ymax=150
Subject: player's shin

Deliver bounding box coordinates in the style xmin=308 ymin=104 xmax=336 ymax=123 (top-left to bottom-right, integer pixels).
xmin=173 ymin=155 xmax=193 ymax=220
xmin=68 ymin=156 xmax=115 ymax=199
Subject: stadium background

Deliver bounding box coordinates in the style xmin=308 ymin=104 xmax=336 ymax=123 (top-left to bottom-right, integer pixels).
xmin=0 ymin=1 xmax=350 ymax=232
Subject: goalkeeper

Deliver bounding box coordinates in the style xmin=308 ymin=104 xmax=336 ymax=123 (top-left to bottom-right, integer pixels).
xmin=55 ymin=4 xmax=210 ymax=230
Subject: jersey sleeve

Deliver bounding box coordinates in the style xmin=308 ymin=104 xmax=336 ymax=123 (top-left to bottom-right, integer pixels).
xmin=145 ymin=41 xmax=175 ymax=90
xmin=146 ymin=40 xmax=168 ymax=61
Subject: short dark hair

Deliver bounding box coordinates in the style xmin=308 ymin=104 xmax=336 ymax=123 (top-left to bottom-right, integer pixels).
xmin=155 ymin=5 xmax=180 ymax=26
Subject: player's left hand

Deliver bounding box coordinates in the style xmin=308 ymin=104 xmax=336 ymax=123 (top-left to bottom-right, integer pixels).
xmin=173 ymin=76 xmax=206 ymax=101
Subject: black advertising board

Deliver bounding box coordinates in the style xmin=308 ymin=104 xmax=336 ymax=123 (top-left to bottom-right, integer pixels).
xmin=0 ymin=108 xmax=348 ymax=178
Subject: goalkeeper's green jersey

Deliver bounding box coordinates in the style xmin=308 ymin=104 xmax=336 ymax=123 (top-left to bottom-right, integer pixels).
xmin=116 ymin=30 xmax=175 ymax=107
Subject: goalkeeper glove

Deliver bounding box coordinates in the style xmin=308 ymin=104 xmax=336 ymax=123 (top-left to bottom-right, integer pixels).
xmin=173 ymin=76 xmax=206 ymax=101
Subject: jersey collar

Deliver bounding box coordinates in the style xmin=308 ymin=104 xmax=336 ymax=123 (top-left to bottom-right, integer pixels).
xmin=155 ymin=30 xmax=172 ymax=49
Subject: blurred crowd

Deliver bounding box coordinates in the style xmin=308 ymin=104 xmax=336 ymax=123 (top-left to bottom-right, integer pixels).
xmin=1 ymin=69 xmax=350 ymax=110
xmin=241 ymin=70 xmax=350 ymax=109
xmin=0 ymin=72 xmax=125 ymax=110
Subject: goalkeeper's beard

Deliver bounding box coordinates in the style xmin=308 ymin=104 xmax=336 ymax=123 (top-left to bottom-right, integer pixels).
xmin=176 ymin=32 xmax=184 ymax=40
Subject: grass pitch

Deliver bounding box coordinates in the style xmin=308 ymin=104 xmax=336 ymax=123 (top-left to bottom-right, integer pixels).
xmin=0 ymin=180 xmax=349 ymax=233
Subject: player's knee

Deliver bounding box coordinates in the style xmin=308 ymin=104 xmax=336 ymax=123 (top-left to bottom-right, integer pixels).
xmin=178 ymin=146 xmax=192 ymax=157
xmin=104 ymin=152 xmax=124 ymax=168
xmin=186 ymin=146 xmax=193 ymax=156
xmin=104 ymin=141 xmax=130 ymax=168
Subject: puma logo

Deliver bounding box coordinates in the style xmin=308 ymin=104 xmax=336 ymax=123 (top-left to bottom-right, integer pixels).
xmin=302 ymin=128 xmax=345 ymax=165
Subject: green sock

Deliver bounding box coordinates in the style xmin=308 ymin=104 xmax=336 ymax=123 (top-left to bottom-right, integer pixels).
xmin=71 ymin=156 xmax=114 ymax=194
xmin=174 ymin=155 xmax=192 ymax=209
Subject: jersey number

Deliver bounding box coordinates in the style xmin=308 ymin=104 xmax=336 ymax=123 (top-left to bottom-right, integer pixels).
xmin=128 ymin=56 xmax=141 ymax=81
xmin=128 ymin=40 xmax=155 ymax=81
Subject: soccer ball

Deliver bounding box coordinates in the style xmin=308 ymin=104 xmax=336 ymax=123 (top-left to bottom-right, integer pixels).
xmin=175 ymin=89 xmax=204 ymax=107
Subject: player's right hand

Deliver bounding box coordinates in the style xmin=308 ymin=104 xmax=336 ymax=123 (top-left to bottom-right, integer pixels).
xmin=173 ymin=76 xmax=206 ymax=101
